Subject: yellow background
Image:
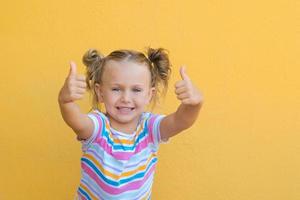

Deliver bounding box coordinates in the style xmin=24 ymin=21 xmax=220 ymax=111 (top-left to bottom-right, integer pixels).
xmin=0 ymin=0 xmax=299 ymax=199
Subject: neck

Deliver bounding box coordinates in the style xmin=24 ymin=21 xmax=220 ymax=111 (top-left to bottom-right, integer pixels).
xmin=106 ymin=115 xmax=140 ymax=135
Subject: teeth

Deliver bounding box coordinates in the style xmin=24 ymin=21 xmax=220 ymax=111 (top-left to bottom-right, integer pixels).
xmin=117 ymin=107 xmax=134 ymax=109
xmin=117 ymin=107 xmax=134 ymax=113
xmin=121 ymin=108 xmax=130 ymax=110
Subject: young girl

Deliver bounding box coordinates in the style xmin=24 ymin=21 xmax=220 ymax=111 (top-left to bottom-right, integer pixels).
xmin=58 ymin=48 xmax=203 ymax=200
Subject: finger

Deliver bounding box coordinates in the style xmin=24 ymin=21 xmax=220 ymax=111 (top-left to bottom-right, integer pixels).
xmin=175 ymin=80 xmax=186 ymax=88
xmin=175 ymin=86 xmax=187 ymax=95
xmin=75 ymin=88 xmax=86 ymax=94
xmin=76 ymin=74 xmax=86 ymax=81
xmin=179 ymin=66 xmax=190 ymax=81
xmin=177 ymin=93 xmax=190 ymax=100
xmin=76 ymin=81 xmax=87 ymax=89
xmin=71 ymin=93 xmax=84 ymax=100
xmin=69 ymin=61 xmax=77 ymax=78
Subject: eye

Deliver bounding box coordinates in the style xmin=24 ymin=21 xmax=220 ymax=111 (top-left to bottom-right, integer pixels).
xmin=133 ymin=88 xmax=142 ymax=92
xmin=112 ymin=88 xmax=120 ymax=92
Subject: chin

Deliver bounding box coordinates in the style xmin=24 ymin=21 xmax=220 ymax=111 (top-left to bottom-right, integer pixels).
xmin=114 ymin=113 xmax=142 ymax=124
xmin=116 ymin=114 xmax=138 ymax=123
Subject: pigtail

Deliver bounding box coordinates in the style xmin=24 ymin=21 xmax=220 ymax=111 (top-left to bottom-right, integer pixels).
xmin=82 ymin=48 xmax=105 ymax=110
xmin=147 ymin=48 xmax=171 ymax=101
xmin=82 ymin=49 xmax=104 ymax=89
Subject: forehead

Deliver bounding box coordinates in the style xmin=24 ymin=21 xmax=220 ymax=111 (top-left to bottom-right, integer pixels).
xmin=102 ymin=60 xmax=151 ymax=86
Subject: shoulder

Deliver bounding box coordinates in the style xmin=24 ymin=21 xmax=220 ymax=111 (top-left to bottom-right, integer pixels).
xmin=142 ymin=111 xmax=165 ymax=117
xmin=86 ymin=109 xmax=108 ymax=133
xmin=79 ymin=110 xmax=106 ymax=144
xmin=88 ymin=109 xmax=106 ymax=121
xmin=142 ymin=112 xmax=164 ymax=120
xmin=142 ymin=112 xmax=166 ymax=129
xmin=142 ymin=112 xmax=168 ymax=145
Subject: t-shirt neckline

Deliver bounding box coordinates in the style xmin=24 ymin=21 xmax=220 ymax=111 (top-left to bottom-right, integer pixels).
xmin=99 ymin=111 xmax=147 ymax=138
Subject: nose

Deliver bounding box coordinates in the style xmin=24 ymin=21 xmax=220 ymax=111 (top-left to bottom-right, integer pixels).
xmin=121 ymin=91 xmax=131 ymax=103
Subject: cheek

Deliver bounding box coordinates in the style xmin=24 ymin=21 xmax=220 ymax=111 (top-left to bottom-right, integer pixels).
xmin=138 ymin=94 xmax=151 ymax=105
xmin=103 ymin=92 xmax=118 ymax=103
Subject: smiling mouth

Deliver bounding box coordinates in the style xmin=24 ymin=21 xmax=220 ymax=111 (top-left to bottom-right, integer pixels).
xmin=116 ymin=107 xmax=135 ymax=113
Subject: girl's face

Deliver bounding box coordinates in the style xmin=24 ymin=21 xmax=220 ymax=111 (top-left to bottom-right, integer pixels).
xmin=95 ymin=60 xmax=155 ymax=133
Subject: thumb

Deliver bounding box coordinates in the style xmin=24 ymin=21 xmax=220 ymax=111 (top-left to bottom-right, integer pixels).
xmin=68 ymin=61 xmax=77 ymax=78
xmin=179 ymin=66 xmax=190 ymax=81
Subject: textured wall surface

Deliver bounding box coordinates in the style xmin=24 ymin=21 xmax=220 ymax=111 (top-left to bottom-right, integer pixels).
xmin=0 ymin=0 xmax=299 ymax=199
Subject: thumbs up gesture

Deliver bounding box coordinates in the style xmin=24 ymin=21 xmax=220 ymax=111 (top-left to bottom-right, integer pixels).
xmin=58 ymin=61 xmax=87 ymax=104
xmin=175 ymin=66 xmax=203 ymax=106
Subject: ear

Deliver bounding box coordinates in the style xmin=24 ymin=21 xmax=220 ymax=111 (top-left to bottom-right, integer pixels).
xmin=95 ymin=83 xmax=104 ymax=103
xmin=147 ymin=87 xmax=156 ymax=104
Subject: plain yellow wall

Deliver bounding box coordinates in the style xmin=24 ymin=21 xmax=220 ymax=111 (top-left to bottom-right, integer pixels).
xmin=0 ymin=0 xmax=299 ymax=199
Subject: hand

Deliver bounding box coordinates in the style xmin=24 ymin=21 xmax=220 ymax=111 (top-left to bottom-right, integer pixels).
xmin=58 ymin=61 xmax=87 ymax=104
xmin=175 ymin=66 xmax=203 ymax=106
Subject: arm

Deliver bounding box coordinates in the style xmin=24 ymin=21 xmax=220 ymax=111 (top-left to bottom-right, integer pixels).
xmin=58 ymin=61 xmax=93 ymax=140
xmin=160 ymin=67 xmax=204 ymax=141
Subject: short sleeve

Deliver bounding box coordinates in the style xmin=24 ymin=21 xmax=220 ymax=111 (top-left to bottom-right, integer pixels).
xmin=79 ymin=111 xmax=103 ymax=152
xmin=148 ymin=113 xmax=169 ymax=147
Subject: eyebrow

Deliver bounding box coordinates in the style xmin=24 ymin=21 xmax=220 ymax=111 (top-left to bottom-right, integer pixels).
xmin=110 ymin=83 xmax=145 ymax=87
xmin=110 ymin=82 xmax=144 ymax=86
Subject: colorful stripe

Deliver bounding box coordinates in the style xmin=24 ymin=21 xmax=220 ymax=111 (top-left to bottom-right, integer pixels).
xmin=77 ymin=111 xmax=164 ymax=199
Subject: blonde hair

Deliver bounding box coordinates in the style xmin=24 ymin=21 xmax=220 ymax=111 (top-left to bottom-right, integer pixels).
xmin=82 ymin=47 xmax=171 ymax=111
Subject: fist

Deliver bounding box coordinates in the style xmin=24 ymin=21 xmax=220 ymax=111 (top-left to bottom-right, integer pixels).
xmin=175 ymin=66 xmax=203 ymax=106
xmin=58 ymin=61 xmax=87 ymax=103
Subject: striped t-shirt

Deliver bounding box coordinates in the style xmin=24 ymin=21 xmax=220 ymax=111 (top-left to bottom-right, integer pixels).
xmin=76 ymin=110 xmax=168 ymax=200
